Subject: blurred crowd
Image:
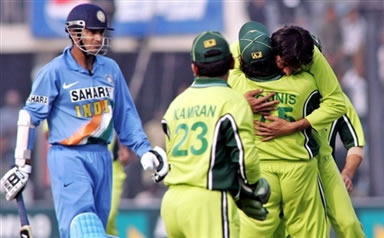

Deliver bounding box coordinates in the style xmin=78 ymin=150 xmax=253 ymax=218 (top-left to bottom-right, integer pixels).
xmin=1 ymin=0 xmax=384 ymax=205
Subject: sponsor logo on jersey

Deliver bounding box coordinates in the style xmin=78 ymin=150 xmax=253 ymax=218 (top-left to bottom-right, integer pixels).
xmin=27 ymin=95 xmax=48 ymax=104
xmin=63 ymin=81 xmax=79 ymax=89
xmin=70 ymin=86 xmax=113 ymax=102
xmin=74 ymin=99 xmax=110 ymax=118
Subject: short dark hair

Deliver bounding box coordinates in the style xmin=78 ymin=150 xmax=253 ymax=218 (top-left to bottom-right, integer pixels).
xmin=240 ymin=57 xmax=279 ymax=79
xmin=193 ymin=54 xmax=233 ymax=77
xmin=271 ymin=25 xmax=314 ymax=69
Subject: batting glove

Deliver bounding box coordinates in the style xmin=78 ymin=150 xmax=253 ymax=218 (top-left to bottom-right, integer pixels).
xmin=1 ymin=164 xmax=31 ymax=200
xmin=141 ymin=146 xmax=169 ymax=183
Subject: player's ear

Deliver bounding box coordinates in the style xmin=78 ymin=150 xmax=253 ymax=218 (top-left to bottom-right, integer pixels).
xmin=191 ymin=63 xmax=199 ymax=76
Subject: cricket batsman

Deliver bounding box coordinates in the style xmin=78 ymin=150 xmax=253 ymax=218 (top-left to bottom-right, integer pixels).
xmin=0 ymin=3 xmax=168 ymax=238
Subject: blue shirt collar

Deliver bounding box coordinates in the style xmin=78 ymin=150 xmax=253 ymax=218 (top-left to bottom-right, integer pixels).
xmin=63 ymin=45 xmax=104 ymax=74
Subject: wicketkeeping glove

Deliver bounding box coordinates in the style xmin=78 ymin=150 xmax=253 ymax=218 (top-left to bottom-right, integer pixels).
xmin=252 ymin=177 xmax=271 ymax=204
xmin=140 ymin=146 xmax=169 ymax=183
xmin=234 ymin=177 xmax=271 ymax=221
xmin=1 ymin=164 xmax=31 ymax=200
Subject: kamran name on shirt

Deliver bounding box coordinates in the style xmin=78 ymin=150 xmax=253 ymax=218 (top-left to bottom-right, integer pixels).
xmin=174 ymin=105 xmax=217 ymax=120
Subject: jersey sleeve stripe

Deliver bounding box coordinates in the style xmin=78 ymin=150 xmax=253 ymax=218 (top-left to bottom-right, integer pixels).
xmin=221 ymin=191 xmax=230 ymax=238
xmin=342 ymin=115 xmax=359 ymax=147
xmin=328 ymin=119 xmax=338 ymax=144
xmin=302 ymin=90 xmax=320 ymax=159
xmin=209 ymin=114 xmax=245 ymax=190
xmin=161 ymin=119 xmax=170 ymax=139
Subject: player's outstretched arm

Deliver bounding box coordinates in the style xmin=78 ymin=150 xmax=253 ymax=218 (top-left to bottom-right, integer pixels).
xmin=335 ymin=94 xmax=365 ymax=192
xmin=341 ymin=147 xmax=363 ymax=192
xmin=304 ymin=46 xmax=346 ymax=131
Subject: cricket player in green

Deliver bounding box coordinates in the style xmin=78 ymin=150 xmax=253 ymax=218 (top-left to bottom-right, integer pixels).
xmin=315 ymin=94 xmax=366 ymax=238
xmin=264 ymin=25 xmax=366 ymax=238
xmin=326 ymin=94 xmax=365 ymax=195
xmin=160 ymin=31 xmax=270 ymax=238
xmin=270 ymin=94 xmax=366 ymax=238
xmin=229 ymin=29 xmax=330 ymax=238
xmin=230 ymin=22 xmax=364 ymax=237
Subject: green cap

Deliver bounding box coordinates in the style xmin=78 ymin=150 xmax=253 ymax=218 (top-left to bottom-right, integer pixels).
xmin=238 ymin=21 xmax=269 ymax=40
xmin=191 ymin=31 xmax=231 ymax=63
xmin=240 ymin=30 xmax=281 ymax=81
xmin=240 ymin=30 xmax=273 ymax=65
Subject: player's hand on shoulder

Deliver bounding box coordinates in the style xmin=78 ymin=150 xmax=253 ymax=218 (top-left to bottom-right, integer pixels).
xmin=140 ymin=146 xmax=169 ymax=183
xmin=244 ymin=90 xmax=278 ymax=115
xmin=1 ymin=164 xmax=31 ymax=200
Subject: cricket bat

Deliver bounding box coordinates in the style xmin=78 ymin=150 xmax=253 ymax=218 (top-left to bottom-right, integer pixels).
xmin=16 ymin=193 xmax=33 ymax=238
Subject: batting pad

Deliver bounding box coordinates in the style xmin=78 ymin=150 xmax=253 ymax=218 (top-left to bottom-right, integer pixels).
xmin=70 ymin=212 xmax=107 ymax=238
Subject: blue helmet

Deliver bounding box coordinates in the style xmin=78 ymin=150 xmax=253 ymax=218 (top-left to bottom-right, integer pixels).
xmin=66 ymin=3 xmax=113 ymax=31
xmin=65 ymin=3 xmax=113 ymax=55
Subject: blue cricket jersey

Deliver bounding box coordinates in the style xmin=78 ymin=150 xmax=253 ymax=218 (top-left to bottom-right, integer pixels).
xmin=24 ymin=46 xmax=151 ymax=157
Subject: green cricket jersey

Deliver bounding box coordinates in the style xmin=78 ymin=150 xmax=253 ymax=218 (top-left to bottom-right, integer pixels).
xmin=230 ymin=43 xmax=346 ymax=131
xmin=230 ymin=40 xmax=241 ymax=70
xmin=162 ymin=78 xmax=261 ymax=191
xmin=328 ymin=94 xmax=365 ymax=150
xmin=301 ymin=46 xmax=346 ymax=131
xmin=228 ymin=70 xmax=321 ymax=161
xmin=317 ymin=93 xmax=365 ymax=158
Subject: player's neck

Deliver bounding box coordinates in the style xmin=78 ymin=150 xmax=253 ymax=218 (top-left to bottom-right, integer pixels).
xmin=71 ymin=46 xmax=95 ymax=72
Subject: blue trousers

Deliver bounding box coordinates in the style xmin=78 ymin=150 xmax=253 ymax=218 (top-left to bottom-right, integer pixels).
xmin=48 ymin=144 xmax=112 ymax=238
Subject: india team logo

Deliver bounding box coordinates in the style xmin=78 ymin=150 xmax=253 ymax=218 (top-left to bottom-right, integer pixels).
xmin=106 ymin=75 xmax=113 ymax=84
xmin=97 ymin=10 xmax=106 ymax=23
